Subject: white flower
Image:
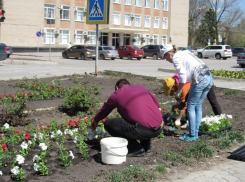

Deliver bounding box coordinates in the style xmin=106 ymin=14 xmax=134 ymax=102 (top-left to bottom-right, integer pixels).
xmin=33 ymin=163 xmax=39 ymax=172
xmin=57 ymin=130 xmax=63 ymax=136
xmin=20 ymin=142 xmax=28 ymax=150
xmin=73 ymin=137 xmax=77 ymax=144
xmin=28 ymin=140 xmax=32 ymax=145
xmin=69 ymin=151 xmax=75 ymax=159
xmin=33 ymin=134 xmax=37 ymax=141
xmin=16 ymin=155 xmax=25 ymax=165
xmin=72 ymin=128 xmax=78 ymax=133
xmin=0 ymin=171 xmax=2 ymax=175
xmin=33 ymin=155 xmax=40 ymax=162
xmin=11 ymin=166 xmax=20 ymax=175
xmin=3 ymin=123 xmax=9 ymax=129
xmin=64 ymin=129 xmax=73 ymax=136
xmin=39 ymin=143 xmax=47 ymax=151
xmin=50 ymin=131 xmax=54 ymax=138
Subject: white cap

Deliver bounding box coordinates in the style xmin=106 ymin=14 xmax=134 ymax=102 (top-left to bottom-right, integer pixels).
xmin=161 ymin=44 xmax=174 ymax=58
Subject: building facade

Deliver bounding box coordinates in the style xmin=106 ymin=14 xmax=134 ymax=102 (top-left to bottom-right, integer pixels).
xmin=0 ymin=0 xmax=189 ymax=50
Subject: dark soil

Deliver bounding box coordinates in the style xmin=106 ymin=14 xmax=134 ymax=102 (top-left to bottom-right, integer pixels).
xmin=0 ymin=74 xmax=245 ymax=182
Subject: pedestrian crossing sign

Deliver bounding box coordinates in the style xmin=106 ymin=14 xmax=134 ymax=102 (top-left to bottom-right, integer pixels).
xmin=86 ymin=0 xmax=110 ymax=24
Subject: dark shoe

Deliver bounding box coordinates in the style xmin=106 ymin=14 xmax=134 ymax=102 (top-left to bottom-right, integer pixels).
xmin=127 ymin=148 xmax=145 ymax=157
xmin=140 ymin=140 xmax=151 ymax=153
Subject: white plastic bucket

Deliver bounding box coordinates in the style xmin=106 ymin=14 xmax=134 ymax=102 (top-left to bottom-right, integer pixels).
xmin=100 ymin=137 xmax=128 ymax=164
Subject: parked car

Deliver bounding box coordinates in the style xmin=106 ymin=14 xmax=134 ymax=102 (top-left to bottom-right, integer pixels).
xmin=62 ymin=45 xmax=96 ymax=60
xmin=118 ymin=45 xmax=144 ymax=60
xmin=140 ymin=45 xmax=164 ymax=59
xmin=0 ymin=43 xmax=8 ymax=61
xmin=178 ymin=47 xmax=188 ymax=51
xmin=6 ymin=46 xmax=13 ymax=58
xmin=237 ymin=52 xmax=245 ymax=68
xmin=99 ymin=46 xmax=118 ymax=60
xmin=197 ymin=45 xmax=232 ymax=60
xmin=232 ymin=47 xmax=245 ymax=56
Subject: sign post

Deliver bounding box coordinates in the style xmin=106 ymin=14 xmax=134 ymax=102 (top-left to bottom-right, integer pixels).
xmin=86 ymin=0 xmax=110 ymax=76
xmin=36 ymin=31 xmax=42 ymax=57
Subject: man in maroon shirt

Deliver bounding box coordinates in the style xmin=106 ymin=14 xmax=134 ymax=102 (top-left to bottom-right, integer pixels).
xmin=91 ymin=79 xmax=164 ymax=157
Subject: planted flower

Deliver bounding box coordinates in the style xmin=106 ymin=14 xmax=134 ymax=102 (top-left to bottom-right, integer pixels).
xmin=200 ymin=114 xmax=232 ymax=132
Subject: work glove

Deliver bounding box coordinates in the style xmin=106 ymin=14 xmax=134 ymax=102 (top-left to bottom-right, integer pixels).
xmin=175 ymin=119 xmax=181 ymax=127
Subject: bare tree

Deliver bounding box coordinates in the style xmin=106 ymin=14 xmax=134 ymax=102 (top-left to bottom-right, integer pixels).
xmin=204 ymin=0 xmax=243 ymax=42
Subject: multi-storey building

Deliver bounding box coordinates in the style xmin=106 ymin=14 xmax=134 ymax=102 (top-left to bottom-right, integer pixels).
xmin=0 ymin=0 xmax=189 ymax=51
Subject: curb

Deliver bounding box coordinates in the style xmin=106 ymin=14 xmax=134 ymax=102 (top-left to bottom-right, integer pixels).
xmin=157 ymin=68 xmax=245 ymax=82
xmin=1 ymin=59 xmax=58 ymax=65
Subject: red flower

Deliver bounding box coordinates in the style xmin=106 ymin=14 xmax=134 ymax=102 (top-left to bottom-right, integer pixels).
xmin=102 ymin=118 xmax=107 ymax=122
xmin=40 ymin=126 xmax=44 ymax=130
xmin=0 ymin=134 xmax=3 ymax=138
xmin=0 ymin=95 xmax=2 ymax=99
xmin=23 ymin=132 xmax=31 ymax=140
xmin=3 ymin=92 xmax=6 ymax=95
xmin=47 ymin=124 xmax=51 ymax=128
xmin=14 ymin=129 xmax=20 ymax=134
xmin=69 ymin=120 xmax=76 ymax=127
xmin=80 ymin=89 xmax=83 ymax=91
xmin=23 ymin=93 xmax=28 ymax=97
xmin=92 ymin=117 xmax=95 ymax=120
xmin=162 ymin=108 xmax=166 ymax=112
xmin=49 ymin=85 xmax=52 ymax=90
xmin=84 ymin=118 xmax=89 ymax=123
xmin=2 ymin=143 xmax=8 ymax=150
xmin=76 ymin=119 xmax=81 ymax=125
xmin=116 ymin=115 xmax=120 ymax=118
xmin=28 ymin=91 xmax=32 ymax=95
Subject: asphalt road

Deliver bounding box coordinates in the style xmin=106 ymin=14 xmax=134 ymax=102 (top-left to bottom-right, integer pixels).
xmin=0 ymin=52 xmax=242 ymax=81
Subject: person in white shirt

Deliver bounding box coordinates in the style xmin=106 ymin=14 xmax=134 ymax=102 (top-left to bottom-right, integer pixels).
xmin=67 ymin=42 xmax=72 ymax=49
xmin=162 ymin=45 xmax=213 ymax=141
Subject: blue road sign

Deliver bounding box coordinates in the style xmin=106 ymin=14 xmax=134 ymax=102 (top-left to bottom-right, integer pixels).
xmin=36 ymin=31 xmax=42 ymax=37
xmin=86 ymin=0 xmax=109 ymax=24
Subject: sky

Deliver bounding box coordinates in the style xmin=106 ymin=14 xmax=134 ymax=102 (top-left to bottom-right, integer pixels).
xmin=239 ymin=0 xmax=245 ymax=18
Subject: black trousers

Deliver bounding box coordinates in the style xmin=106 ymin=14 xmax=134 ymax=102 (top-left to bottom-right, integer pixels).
xmin=207 ymin=85 xmax=222 ymax=115
xmin=104 ymin=118 xmax=163 ymax=153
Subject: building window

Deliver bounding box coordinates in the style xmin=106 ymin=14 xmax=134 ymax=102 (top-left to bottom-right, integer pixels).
xmin=153 ymin=35 xmax=158 ymax=44
xmin=144 ymin=34 xmax=150 ymax=45
xmin=145 ymin=0 xmax=150 ymax=8
xmin=74 ymin=30 xmax=84 ymax=44
xmin=163 ymin=0 xmax=168 ymax=11
xmin=162 ymin=17 xmax=168 ymax=29
xmin=113 ymin=0 xmax=120 ymax=3
xmin=135 ymin=15 xmax=141 ymax=27
xmin=124 ymin=14 xmax=131 ymax=26
xmin=44 ymin=29 xmax=55 ymax=44
xmin=134 ymin=34 xmax=141 ymax=45
xmin=125 ymin=0 xmax=131 ymax=5
xmin=88 ymin=31 xmax=96 ymax=44
xmin=74 ymin=7 xmax=84 ymax=21
xmin=161 ymin=36 xmax=167 ymax=46
xmin=135 ymin=0 xmax=141 ymax=6
xmin=144 ymin=16 xmax=150 ymax=28
xmin=153 ymin=17 xmax=159 ymax=28
xmin=44 ymin=4 xmax=55 ymax=19
xmin=113 ymin=12 xmax=120 ymax=25
xmin=154 ymin=0 xmax=159 ymax=9
xmin=59 ymin=30 xmax=70 ymax=44
xmin=60 ymin=6 xmax=70 ymax=20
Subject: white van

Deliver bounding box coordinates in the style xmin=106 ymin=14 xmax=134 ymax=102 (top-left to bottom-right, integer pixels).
xmin=197 ymin=45 xmax=232 ymax=60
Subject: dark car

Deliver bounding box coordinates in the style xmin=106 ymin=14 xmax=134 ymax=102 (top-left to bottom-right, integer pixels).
xmin=62 ymin=45 xmax=96 ymax=60
xmin=118 ymin=45 xmax=144 ymax=60
xmin=232 ymin=47 xmax=245 ymax=56
xmin=140 ymin=45 xmax=164 ymax=59
xmin=0 ymin=43 xmax=8 ymax=61
xmin=237 ymin=52 xmax=245 ymax=68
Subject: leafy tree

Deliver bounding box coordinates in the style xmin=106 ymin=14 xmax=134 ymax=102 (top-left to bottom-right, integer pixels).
xmin=196 ymin=9 xmax=216 ymax=46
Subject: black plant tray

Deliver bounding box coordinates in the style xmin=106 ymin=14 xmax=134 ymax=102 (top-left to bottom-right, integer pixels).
xmin=228 ymin=144 xmax=245 ymax=162
xmin=198 ymin=125 xmax=232 ymax=136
